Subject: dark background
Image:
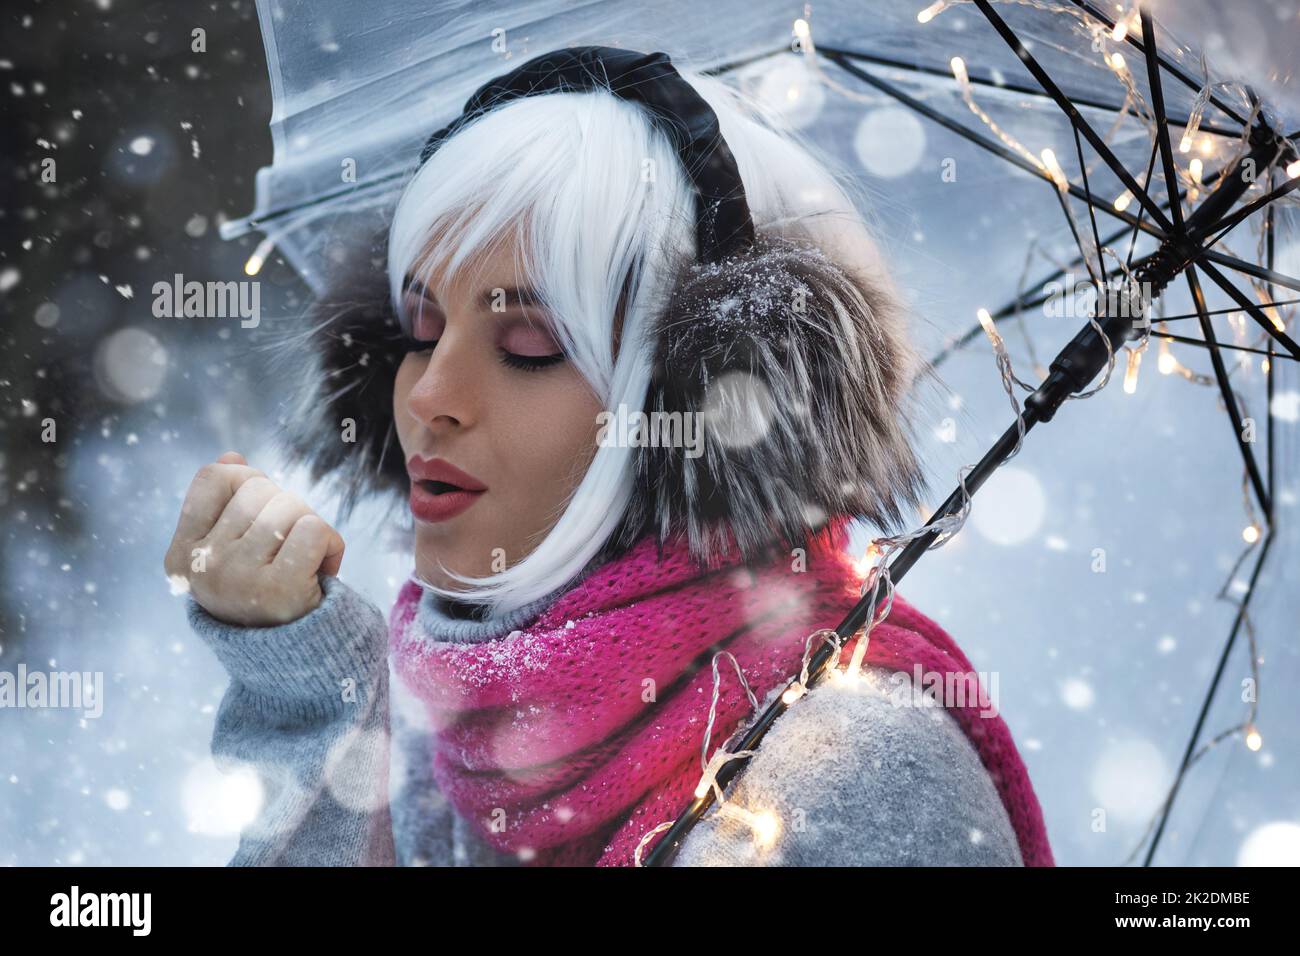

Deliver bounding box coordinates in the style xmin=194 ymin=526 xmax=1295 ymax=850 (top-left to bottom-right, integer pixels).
xmin=0 ymin=0 xmax=313 ymax=652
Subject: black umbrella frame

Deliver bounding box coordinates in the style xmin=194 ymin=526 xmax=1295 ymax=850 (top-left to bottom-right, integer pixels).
xmin=640 ymin=0 xmax=1299 ymax=867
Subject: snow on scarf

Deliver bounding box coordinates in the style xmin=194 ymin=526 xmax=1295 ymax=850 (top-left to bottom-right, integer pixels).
xmin=388 ymin=516 xmax=1054 ymax=866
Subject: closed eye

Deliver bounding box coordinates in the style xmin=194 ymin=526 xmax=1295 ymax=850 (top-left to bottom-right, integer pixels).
xmin=497 ymin=349 xmax=565 ymax=372
xmin=400 ymin=337 xmax=564 ymax=372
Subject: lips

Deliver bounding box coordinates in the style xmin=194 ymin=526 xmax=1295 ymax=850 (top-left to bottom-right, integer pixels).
xmin=407 ymin=455 xmax=488 ymax=490
xmin=407 ymin=456 xmax=487 ymax=523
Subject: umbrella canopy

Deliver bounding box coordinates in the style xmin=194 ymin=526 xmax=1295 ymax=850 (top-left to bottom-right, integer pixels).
xmin=222 ymin=0 xmax=1300 ymax=866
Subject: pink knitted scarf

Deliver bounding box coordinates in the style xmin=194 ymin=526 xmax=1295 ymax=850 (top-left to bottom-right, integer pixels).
xmin=389 ymin=516 xmax=1054 ymax=866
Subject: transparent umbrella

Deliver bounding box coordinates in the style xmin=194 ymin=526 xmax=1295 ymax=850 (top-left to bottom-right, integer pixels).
xmin=222 ymin=0 xmax=1300 ymax=867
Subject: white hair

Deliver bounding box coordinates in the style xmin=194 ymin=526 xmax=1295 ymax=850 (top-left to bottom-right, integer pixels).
xmin=386 ymin=66 xmax=918 ymax=618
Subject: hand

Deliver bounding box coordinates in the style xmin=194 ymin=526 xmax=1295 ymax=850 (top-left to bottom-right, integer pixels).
xmin=163 ymin=451 xmax=346 ymax=626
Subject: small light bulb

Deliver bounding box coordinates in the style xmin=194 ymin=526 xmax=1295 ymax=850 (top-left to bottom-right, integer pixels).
xmin=917 ymin=1 xmax=947 ymax=24
xmin=1041 ymin=148 xmax=1068 ymax=190
xmin=1113 ymin=189 xmax=1133 ymax=212
xmin=1242 ymin=524 xmax=1260 ymax=544
xmin=1178 ymin=132 xmax=1193 ymax=153
xmin=243 ymin=236 xmax=276 ymax=277
xmin=852 ymin=541 xmax=882 ymax=577
xmin=950 ymin=56 xmax=968 ymax=86
xmin=1189 ymin=157 xmax=1203 ymax=183
xmin=1157 ymin=346 xmax=1176 ymax=375
xmin=1123 ymin=348 xmax=1142 ymax=394
xmin=793 ymin=18 xmax=810 ymax=39
xmin=1111 ymin=20 xmax=1127 ymax=42
xmin=1245 ymin=725 xmax=1263 ymax=751
xmin=1288 ymin=159 xmax=1300 ymax=179
xmin=1108 ymin=52 xmax=1126 ymax=73
xmin=753 ymin=810 xmax=781 ymax=846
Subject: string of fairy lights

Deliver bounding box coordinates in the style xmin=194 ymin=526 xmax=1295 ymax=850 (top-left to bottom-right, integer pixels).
xmin=637 ymin=1 xmax=1295 ymax=866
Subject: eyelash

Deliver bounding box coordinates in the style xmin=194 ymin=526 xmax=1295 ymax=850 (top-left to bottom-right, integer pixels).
xmin=401 ymin=336 xmax=565 ymax=372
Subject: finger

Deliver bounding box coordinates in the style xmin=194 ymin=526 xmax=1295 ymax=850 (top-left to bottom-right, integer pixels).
xmin=216 ymin=451 xmax=247 ymax=465
xmin=207 ymin=474 xmax=282 ymax=544
xmin=319 ymin=526 xmax=346 ymax=577
xmin=274 ymin=514 xmax=341 ymax=579
xmin=241 ymin=490 xmax=313 ymax=563
xmin=172 ymin=463 xmax=265 ymax=544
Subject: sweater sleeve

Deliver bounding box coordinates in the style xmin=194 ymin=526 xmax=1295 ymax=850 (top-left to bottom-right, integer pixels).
xmin=186 ymin=573 xmax=396 ymax=866
xmin=671 ymin=665 xmax=1024 ymax=866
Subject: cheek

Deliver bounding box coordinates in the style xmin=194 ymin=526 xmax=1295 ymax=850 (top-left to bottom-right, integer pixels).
xmin=553 ymin=388 xmax=604 ymax=477
xmin=497 ymin=375 xmax=602 ymax=481
xmin=392 ymin=358 xmax=420 ymax=438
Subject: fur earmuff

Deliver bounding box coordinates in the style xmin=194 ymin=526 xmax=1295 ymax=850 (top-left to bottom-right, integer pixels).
xmin=607 ymin=233 xmax=930 ymax=568
xmin=272 ymin=237 xmax=410 ymax=523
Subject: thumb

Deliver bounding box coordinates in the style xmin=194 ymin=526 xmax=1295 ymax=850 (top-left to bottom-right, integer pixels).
xmin=216 ymin=450 xmax=247 ymax=465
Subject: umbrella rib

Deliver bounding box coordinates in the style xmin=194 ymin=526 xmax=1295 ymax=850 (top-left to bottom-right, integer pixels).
xmin=1151 ymin=56 xmax=1300 ymax=295
xmin=1143 ymin=258 xmax=1277 ymax=868
xmin=1265 ymin=174 xmax=1277 ymax=520
xmin=1199 ymin=249 xmax=1300 ymax=296
xmin=1152 ymin=329 xmax=1296 ymax=362
xmin=1069 ymin=0 xmax=1251 ymax=129
xmin=700 ymin=44 xmax=805 ymax=79
xmin=935 ymin=292 xmax=1299 ymax=367
xmin=1143 ymin=297 xmax=1300 ymax=322
xmin=815 ymin=45 xmax=1239 ymax=137
xmin=1126 ymin=136 xmax=1163 ymax=270
xmin=971 ymin=0 xmax=1174 ymax=233
xmin=931 ymin=264 xmax=1133 ymax=369
xmin=1051 ymin=188 xmax=1101 ymax=287
xmin=1197 ymin=260 xmax=1300 ymax=359
xmin=1198 ymin=175 xmax=1300 ymax=253
xmin=1138 ymin=11 xmax=1187 ymax=234
xmin=1071 ymin=123 xmax=1108 ymax=282
xmin=1142 ymin=530 xmax=1275 ymax=865
xmin=825 ymin=52 xmax=1166 ymax=243
xmin=1186 ymin=267 xmax=1271 ymax=514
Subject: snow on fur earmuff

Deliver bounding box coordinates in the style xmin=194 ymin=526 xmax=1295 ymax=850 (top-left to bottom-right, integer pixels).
xmin=611 ymin=233 xmax=930 ymax=568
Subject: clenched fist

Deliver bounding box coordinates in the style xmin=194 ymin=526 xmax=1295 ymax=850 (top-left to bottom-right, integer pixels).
xmin=163 ymin=451 xmax=346 ymax=627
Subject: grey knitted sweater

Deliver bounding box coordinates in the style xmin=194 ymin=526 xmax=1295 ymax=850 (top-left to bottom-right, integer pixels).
xmin=186 ymin=573 xmax=1023 ymax=866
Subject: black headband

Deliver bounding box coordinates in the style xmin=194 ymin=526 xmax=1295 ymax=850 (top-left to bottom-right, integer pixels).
xmin=418 ymin=46 xmax=756 ymax=263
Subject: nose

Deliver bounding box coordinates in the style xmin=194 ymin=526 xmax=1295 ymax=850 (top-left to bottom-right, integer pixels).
xmin=404 ymin=331 xmax=479 ymax=431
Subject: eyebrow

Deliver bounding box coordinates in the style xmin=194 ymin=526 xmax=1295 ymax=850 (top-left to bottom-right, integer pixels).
xmin=401 ymin=276 xmax=543 ymax=311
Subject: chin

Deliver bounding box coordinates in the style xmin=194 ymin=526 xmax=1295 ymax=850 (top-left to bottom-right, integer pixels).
xmin=415 ymin=535 xmax=480 ymax=586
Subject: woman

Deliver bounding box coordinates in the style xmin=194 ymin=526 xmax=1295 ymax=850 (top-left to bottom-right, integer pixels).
xmin=165 ymin=47 xmax=1053 ymax=867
